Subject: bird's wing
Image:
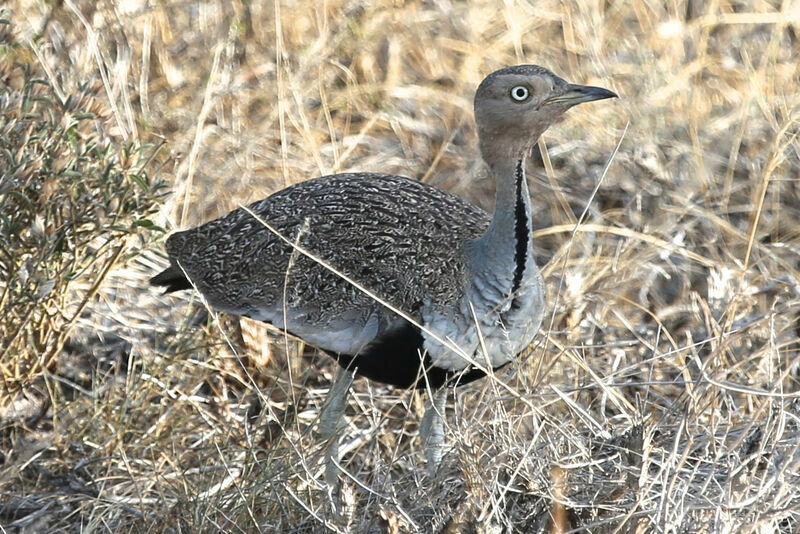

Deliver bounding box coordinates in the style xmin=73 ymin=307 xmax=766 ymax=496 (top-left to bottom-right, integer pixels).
xmin=160 ymin=173 xmax=489 ymax=355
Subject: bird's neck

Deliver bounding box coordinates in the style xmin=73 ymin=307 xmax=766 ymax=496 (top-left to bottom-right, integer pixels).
xmin=470 ymin=155 xmax=534 ymax=296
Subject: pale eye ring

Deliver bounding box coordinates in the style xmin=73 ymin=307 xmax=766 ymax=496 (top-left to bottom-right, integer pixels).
xmin=510 ymin=85 xmax=530 ymax=102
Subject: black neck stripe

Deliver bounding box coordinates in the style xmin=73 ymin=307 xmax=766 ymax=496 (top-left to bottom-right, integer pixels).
xmin=511 ymin=159 xmax=529 ymax=295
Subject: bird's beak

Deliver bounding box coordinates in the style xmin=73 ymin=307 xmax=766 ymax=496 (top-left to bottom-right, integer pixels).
xmin=545 ymin=83 xmax=618 ymax=107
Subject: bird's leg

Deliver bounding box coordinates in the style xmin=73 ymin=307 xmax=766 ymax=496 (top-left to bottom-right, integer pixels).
xmin=318 ymin=366 xmax=354 ymax=492
xmin=420 ymin=387 xmax=449 ymax=474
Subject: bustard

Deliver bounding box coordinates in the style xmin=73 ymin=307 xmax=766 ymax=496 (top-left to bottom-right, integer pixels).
xmin=151 ymin=65 xmax=616 ymax=473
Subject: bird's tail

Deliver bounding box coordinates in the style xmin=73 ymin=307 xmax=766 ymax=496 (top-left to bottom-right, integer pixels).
xmin=150 ymin=265 xmax=192 ymax=293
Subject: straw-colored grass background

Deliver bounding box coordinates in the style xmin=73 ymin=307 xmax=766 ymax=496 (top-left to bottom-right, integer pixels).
xmin=2 ymin=1 xmax=799 ymax=532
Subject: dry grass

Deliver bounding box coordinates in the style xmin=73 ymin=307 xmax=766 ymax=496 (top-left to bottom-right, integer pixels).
xmin=1 ymin=1 xmax=800 ymax=532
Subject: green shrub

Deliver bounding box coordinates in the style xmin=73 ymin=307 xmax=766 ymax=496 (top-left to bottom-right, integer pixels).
xmin=0 ymin=15 xmax=165 ymax=390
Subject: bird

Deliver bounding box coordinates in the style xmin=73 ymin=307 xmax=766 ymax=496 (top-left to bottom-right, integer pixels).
xmin=151 ymin=64 xmax=616 ymax=475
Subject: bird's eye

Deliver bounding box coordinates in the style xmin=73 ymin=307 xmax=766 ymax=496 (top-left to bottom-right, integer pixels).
xmin=510 ymin=85 xmax=530 ymax=102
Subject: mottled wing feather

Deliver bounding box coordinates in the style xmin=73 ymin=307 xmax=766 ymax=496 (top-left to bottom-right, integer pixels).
xmin=164 ymin=173 xmax=490 ymax=355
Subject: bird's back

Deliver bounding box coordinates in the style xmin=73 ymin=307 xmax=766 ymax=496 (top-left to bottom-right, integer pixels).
xmin=162 ymin=173 xmax=489 ymax=354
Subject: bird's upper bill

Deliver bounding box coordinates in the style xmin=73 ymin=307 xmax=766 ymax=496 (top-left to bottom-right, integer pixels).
xmin=543 ymin=83 xmax=618 ymax=107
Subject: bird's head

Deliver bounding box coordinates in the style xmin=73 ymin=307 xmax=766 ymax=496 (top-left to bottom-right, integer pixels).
xmin=474 ymin=65 xmax=617 ymax=165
